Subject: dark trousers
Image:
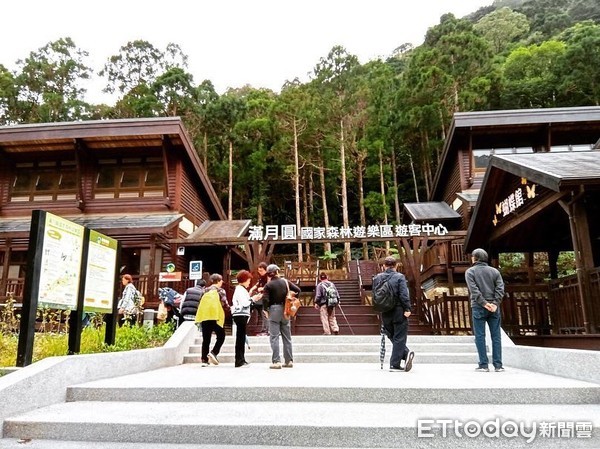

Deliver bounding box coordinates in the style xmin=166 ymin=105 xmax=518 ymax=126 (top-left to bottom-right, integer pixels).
xmin=233 ymin=315 xmax=249 ymax=366
xmin=201 ymin=320 xmax=225 ymax=363
xmin=382 ymin=306 xmax=410 ymax=369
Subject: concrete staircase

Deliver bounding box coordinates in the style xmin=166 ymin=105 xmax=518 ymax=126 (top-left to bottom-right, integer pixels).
xmin=2 ymin=334 xmax=600 ymax=448
xmin=183 ymin=334 xmax=478 ymax=364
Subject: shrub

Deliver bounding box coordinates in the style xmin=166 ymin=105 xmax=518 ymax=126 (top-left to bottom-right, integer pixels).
xmin=0 ymin=312 xmax=175 ymax=367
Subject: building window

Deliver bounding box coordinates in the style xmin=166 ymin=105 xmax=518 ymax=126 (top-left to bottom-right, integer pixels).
xmin=94 ymin=157 xmax=164 ymax=199
xmin=10 ymin=161 xmax=77 ymax=202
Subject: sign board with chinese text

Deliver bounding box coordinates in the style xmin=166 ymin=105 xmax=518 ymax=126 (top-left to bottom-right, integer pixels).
xmin=159 ymin=271 xmax=182 ymax=282
xmin=247 ymin=223 xmax=450 ymax=242
xmin=83 ymin=230 xmax=118 ymax=313
xmin=37 ymin=212 xmax=85 ymax=310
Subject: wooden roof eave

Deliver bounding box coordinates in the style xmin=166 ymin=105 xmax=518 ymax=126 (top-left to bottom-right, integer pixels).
xmin=173 ymin=121 xmax=227 ymax=220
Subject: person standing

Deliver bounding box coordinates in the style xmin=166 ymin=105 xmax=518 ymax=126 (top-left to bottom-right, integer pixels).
xmin=373 ymin=257 xmax=414 ymax=372
xmin=314 ymin=272 xmax=340 ymax=335
xmin=117 ymin=274 xmax=138 ymax=326
xmin=232 ymin=270 xmax=262 ymax=367
xmin=465 ymin=248 xmax=505 ymax=372
xmin=180 ymin=279 xmax=206 ymax=323
xmin=195 ymin=273 xmax=230 ymax=367
xmin=249 ymin=262 xmax=269 ymax=335
xmin=262 ymin=264 xmax=301 ymax=369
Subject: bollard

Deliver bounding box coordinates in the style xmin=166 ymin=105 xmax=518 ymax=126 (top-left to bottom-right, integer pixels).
xmin=143 ymin=309 xmax=155 ymax=328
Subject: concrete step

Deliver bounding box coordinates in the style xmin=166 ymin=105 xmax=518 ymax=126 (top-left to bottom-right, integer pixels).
xmin=64 ymin=363 xmax=600 ymax=405
xmin=4 ymin=361 xmax=600 ymax=448
xmin=4 ymin=400 xmax=599 ymax=447
xmin=190 ymin=342 xmax=476 ymax=354
xmin=185 ymin=334 xmax=479 ymax=364
xmin=196 ymin=335 xmax=476 ymax=344
xmin=183 ymin=351 xmax=476 ymax=364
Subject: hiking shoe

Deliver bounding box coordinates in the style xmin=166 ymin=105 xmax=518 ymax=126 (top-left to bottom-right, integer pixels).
xmin=208 ymin=352 xmax=219 ymax=366
xmin=270 ymin=362 xmax=282 ymax=369
xmin=201 ymin=361 xmax=209 ymax=367
xmin=495 ymin=367 xmax=505 ymax=372
xmin=404 ymin=351 xmax=415 ymax=372
xmin=389 ymin=366 xmax=403 ymax=372
xmin=283 ymin=361 xmax=293 ymax=368
xmin=475 ymin=366 xmax=490 ymax=372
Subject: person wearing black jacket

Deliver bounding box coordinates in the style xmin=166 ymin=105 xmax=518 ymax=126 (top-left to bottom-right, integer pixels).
xmin=180 ymin=279 xmax=206 ymax=322
xmin=262 ymin=264 xmax=301 ymax=369
xmin=373 ymin=256 xmax=414 ymax=372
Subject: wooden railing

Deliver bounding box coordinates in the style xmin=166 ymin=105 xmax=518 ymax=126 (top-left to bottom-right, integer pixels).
xmin=421 ymin=292 xmax=472 ymax=335
xmin=421 ymin=239 xmax=470 ymax=273
xmin=421 ymin=283 xmax=565 ymax=336
xmin=502 ymin=285 xmax=551 ymax=336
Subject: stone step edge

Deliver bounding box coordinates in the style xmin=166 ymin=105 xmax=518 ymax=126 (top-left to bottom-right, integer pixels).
xmin=65 ymin=385 xmax=600 ymax=405
xmin=5 ymin=402 xmax=599 ymax=447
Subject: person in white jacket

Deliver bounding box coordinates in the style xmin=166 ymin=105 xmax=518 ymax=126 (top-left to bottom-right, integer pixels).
xmin=232 ymin=270 xmax=262 ymax=367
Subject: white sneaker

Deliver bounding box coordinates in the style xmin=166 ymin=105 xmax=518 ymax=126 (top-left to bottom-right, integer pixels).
xmin=270 ymin=362 xmax=282 ymax=369
xmin=208 ymin=353 xmax=219 ymax=366
xmin=283 ymin=361 xmax=293 ymax=368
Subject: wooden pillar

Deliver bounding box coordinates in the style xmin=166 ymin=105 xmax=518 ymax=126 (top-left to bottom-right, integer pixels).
xmin=0 ymin=239 xmax=11 ymax=298
xmin=445 ymin=240 xmax=455 ymax=295
xmin=526 ymin=251 xmax=535 ymax=285
xmin=399 ymin=236 xmax=428 ymax=318
xmin=548 ymin=249 xmax=559 ymax=280
xmin=560 ymin=193 xmax=595 ymax=334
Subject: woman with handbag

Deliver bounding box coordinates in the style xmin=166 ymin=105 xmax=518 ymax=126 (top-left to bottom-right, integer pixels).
xmin=261 ymin=264 xmax=301 ymax=369
xmin=232 ymin=270 xmax=262 ymax=367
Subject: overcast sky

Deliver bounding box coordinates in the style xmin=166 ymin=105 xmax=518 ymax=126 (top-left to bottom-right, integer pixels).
xmin=1 ymin=0 xmax=493 ymax=104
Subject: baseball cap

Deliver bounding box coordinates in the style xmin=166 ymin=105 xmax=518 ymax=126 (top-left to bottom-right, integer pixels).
xmin=266 ymin=264 xmax=280 ymax=274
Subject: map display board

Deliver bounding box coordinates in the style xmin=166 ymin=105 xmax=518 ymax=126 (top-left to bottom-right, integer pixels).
xmin=84 ymin=230 xmax=118 ymax=313
xmin=37 ymin=212 xmax=85 ymax=310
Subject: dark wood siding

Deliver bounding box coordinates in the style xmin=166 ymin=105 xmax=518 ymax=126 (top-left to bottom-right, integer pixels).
xmin=441 ymin=152 xmax=461 ymax=206
xmin=180 ymin=166 xmax=211 ymax=225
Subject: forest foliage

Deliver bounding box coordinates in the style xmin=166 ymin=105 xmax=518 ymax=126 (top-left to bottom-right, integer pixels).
xmin=1 ymin=0 xmax=599 ymax=256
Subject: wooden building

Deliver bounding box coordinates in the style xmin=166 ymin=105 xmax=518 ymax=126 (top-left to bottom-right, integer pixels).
xmin=418 ymin=106 xmax=600 ymax=345
xmin=0 ymin=117 xmax=247 ymax=305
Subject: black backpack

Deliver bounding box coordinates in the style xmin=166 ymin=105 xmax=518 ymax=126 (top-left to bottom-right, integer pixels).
xmin=372 ymin=272 xmax=397 ymax=312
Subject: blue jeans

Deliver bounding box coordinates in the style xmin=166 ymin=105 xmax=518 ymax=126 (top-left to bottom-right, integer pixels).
xmin=472 ymin=305 xmax=502 ymax=368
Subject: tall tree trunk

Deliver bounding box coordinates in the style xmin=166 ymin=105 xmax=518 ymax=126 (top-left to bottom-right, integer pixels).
xmin=228 ymin=140 xmax=233 ymax=220
xmin=421 ymin=131 xmax=432 ymax=200
xmin=357 ymin=153 xmax=368 ymax=260
xmin=293 ymin=119 xmax=302 ymax=263
xmin=318 ymin=147 xmax=331 ymax=255
xmin=302 ymin=169 xmax=311 ymax=258
xmin=378 ymin=145 xmax=390 ymax=252
xmin=340 ymin=118 xmax=351 ymax=264
xmin=409 ymin=152 xmax=420 ymax=203
xmin=203 ymin=132 xmax=208 ymax=169
xmin=392 ymin=149 xmax=401 ymax=224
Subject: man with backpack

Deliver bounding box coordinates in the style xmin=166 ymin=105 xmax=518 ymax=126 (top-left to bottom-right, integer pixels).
xmin=372 ymin=256 xmax=414 ymax=372
xmin=314 ymin=272 xmax=340 ymax=335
